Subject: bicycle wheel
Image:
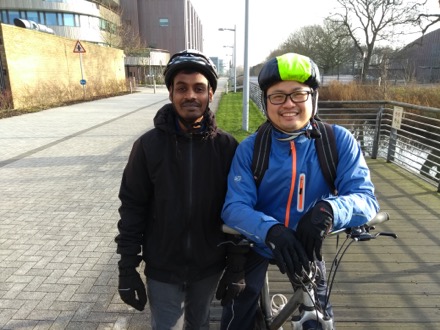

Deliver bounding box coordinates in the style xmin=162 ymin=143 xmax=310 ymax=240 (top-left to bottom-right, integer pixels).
xmin=302 ymin=320 xmax=322 ymax=330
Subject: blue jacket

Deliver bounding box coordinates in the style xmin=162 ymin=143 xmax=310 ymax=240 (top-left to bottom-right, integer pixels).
xmin=221 ymin=123 xmax=379 ymax=258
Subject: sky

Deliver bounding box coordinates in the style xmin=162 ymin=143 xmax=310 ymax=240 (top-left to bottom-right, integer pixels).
xmin=190 ymin=0 xmax=440 ymax=68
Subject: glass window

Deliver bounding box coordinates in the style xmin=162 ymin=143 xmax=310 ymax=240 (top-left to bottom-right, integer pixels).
xmin=74 ymin=14 xmax=80 ymax=27
xmin=1 ymin=11 xmax=7 ymax=23
xmin=45 ymin=12 xmax=57 ymax=25
xmin=39 ymin=12 xmax=45 ymax=24
xmin=26 ymin=11 xmax=39 ymax=23
xmin=107 ymin=22 xmax=114 ymax=33
xmin=86 ymin=16 xmax=99 ymax=29
xmin=159 ymin=18 xmax=169 ymax=27
xmin=63 ymin=13 xmax=75 ymax=26
xmin=8 ymin=11 xmax=20 ymax=24
xmin=99 ymin=18 xmax=107 ymax=31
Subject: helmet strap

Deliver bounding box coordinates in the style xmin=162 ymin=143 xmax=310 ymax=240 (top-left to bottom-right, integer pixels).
xmin=306 ymin=117 xmax=321 ymax=139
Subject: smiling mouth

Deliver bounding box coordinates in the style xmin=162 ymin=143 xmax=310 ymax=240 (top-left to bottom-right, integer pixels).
xmin=281 ymin=112 xmax=298 ymax=117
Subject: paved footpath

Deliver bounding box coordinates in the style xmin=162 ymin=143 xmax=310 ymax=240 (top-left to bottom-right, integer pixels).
xmin=0 ymin=80 xmax=226 ymax=330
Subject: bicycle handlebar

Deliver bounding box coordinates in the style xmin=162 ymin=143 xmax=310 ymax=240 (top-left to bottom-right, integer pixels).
xmin=222 ymin=211 xmax=391 ymax=236
xmin=222 ymin=224 xmax=241 ymax=235
xmin=329 ymin=211 xmax=390 ymax=236
xmin=365 ymin=211 xmax=390 ymax=226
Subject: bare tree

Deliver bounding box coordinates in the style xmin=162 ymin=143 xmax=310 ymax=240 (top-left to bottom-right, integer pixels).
xmin=264 ymin=27 xmax=317 ymax=60
xmin=100 ymin=8 xmax=148 ymax=56
xmin=417 ymin=0 xmax=440 ymax=34
xmin=267 ymin=20 xmax=353 ymax=76
xmin=330 ymin=0 xmax=428 ymax=82
xmin=118 ymin=20 xmax=149 ymax=56
xmin=314 ymin=19 xmax=354 ymax=75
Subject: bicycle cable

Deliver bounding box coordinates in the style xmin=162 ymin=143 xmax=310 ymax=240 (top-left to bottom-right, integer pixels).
xmin=324 ymin=235 xmax=355 ymax=311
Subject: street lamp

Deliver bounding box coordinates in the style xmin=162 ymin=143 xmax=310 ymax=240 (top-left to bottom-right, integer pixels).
xmin=242 ymin=0 xmax=250 ymax=131
xmin=218 ymin=25 xmax=236 ymax=93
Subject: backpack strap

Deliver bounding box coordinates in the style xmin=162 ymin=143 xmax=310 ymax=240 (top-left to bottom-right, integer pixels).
xmin=252 ymin=120 xmax=338 ymax=195
xmin=315 ymin=121 xmax=338 ymax=195
xmin=252 ymin=121 xmax=272 ymax=187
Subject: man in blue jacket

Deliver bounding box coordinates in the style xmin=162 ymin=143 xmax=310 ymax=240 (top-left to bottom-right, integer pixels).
xmin=220 ymin=52 xmax=379 ymax=329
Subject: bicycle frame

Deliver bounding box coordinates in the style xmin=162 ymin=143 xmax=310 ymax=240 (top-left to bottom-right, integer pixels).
xmin=261 ymin=266 xmax=333 ymax=330
xmin=222 ymin=211 xmax=397 ymax=330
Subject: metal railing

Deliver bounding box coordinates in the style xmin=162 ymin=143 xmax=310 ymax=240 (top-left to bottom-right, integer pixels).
xmin=249 ymin=83 xmax=440 ymax=192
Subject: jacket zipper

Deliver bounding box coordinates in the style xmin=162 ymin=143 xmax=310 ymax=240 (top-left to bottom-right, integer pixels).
xmin=297 ymin=173 xmax=305 ymax=212
xmin=284 ymin=141 xmax=297 ymax=227
xmin=184 ymin=133 xmax=193 ymax=280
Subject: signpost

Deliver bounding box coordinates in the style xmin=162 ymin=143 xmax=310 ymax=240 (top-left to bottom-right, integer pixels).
xmin=392 ymin=106 xmax=403 ymax=129
xmin=388 ymin=106 xmax=404 ymax=162
xmin=73 ymin=40 xmax=86 ymax=98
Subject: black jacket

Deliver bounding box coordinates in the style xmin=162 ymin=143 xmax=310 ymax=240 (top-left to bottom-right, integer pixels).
xmin=115 ymin=104 xmax=238 ymax=283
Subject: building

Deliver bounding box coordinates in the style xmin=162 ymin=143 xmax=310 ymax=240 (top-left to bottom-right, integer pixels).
xmin=389 ymin=28 xmax=440 ymax=83
xmin=120 ymin=0 xmax=203 ymax=56
xmin=0 ymin=0 xmax=205 ymax=56
xmin=0 ymin=0 xmax=205 ymax=88
xmin=210 ymin=57 xmax=225 ymax=76
xmin=125 ymin=49 xmax=170 ymax=84
xmin=0 ymin=0 xmax=121 ymax=46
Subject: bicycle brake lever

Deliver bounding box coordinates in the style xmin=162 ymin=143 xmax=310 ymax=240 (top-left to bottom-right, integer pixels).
xmin=376 ymin=232 xmax=398 ymax=239
xmin=354 ymin=231 xmax=398 ymax=241
xmin=353 ymin=233 xmax=375 ymax=241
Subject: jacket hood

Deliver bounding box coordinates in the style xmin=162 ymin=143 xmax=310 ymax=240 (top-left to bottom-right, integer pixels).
xmin=153 ymin=103 xmax=218 ymax=138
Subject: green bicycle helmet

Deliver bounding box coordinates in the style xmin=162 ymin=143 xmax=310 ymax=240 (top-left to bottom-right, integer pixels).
xmin=164 ymin=49 xmax=219 ymax=92
xmin=258 ymin=53 xmax=320 ymax=91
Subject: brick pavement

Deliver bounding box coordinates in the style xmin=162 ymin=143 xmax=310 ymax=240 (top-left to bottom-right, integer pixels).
xmin=0 ymin=80 xmax=226 ymax=330
xmin=0 ymin=86 xmax=170 ymax=329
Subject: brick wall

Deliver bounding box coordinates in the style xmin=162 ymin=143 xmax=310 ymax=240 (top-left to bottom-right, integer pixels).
xmin=0 ymin=23 xmax=126 ymax=109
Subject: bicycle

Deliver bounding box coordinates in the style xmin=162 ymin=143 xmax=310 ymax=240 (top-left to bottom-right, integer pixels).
xmin=222 ymin=211 xmax=398 ymax=330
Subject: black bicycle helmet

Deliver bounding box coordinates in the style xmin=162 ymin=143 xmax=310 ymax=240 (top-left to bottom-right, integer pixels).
xmin=258 ymin=53 xmax=320 ymax=92
xmin=164 ymin=49 xmax=218 ymax=92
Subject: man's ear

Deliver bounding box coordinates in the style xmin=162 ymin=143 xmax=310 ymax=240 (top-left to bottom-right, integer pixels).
xmin=168 ymin=88 xmax=173 ymax=102
xmin=209 ymin=88 xmax=214 ymax=103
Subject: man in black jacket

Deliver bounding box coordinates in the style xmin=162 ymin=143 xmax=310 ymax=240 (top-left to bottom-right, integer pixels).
xmin=115 ymin=50 xmax=241 ymax=329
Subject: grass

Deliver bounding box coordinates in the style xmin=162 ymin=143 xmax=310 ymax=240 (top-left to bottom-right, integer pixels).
xmin=216 ymin=92 xmax=266 ymax=142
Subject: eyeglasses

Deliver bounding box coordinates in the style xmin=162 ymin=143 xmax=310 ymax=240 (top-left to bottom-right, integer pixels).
xmin=267 ymin=90 xmax=312 ymax=105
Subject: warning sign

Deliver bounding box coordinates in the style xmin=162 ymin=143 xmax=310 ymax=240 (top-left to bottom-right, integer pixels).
xmin=73 ymin=40 xmax=86 ymax=53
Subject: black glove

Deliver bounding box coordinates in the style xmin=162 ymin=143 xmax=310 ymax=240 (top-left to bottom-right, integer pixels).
xmin=296 ymin=201 xmax=333 ymax=261
xmin=216 ymin=239 xmax=248 ymax=306
xmin=118 ymin=268 xmax=147 ymax=311
xmin=265 ymin=225 xmax=310 ymax=280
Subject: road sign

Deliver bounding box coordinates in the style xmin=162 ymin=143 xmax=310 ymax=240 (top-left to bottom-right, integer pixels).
xmin=73 ymin=40 xmax=86 ymax=53
xmin=80 ymin=79 xmax=87 ymax=85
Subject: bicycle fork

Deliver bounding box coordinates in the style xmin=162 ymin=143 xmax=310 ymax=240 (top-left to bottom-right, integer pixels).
xmin=290 ymin=284 xmax=334 ymax=330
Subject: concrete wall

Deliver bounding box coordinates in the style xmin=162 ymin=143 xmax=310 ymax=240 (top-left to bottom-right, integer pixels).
xmin=0 ymin=23 xmax=126 ymax=109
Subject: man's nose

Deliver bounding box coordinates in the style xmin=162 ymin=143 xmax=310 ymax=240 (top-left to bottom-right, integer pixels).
xmin=184 ymin=89 xmax=196 ymax=99
xmin=282 ymin=95 xmax=296 ymax=106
